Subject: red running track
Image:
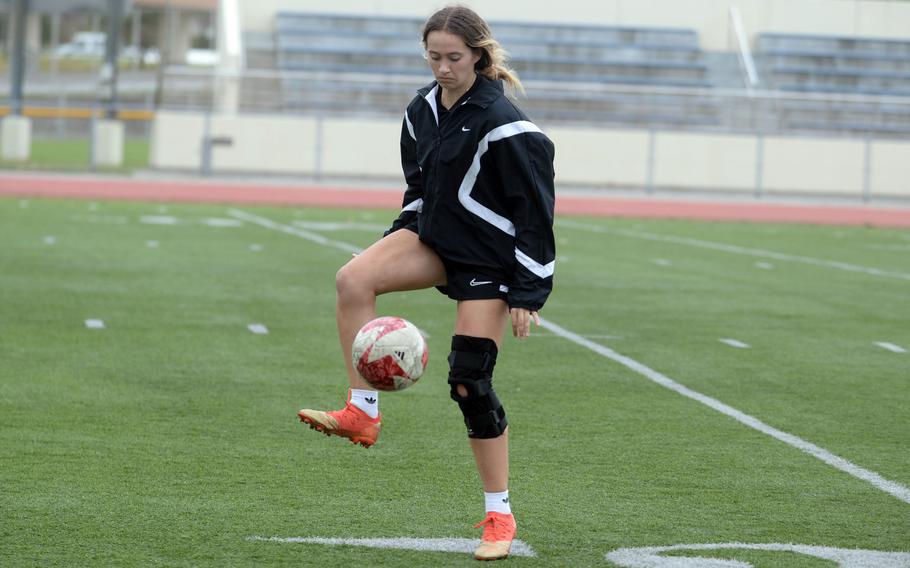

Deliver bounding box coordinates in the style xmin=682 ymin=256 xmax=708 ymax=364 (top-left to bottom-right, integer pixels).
xmin=1 ymin=172 xmax=908 ymax=228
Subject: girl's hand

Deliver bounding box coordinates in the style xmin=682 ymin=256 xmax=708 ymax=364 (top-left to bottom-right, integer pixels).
xmin=510 ymin=307 xmax=540 ymax=339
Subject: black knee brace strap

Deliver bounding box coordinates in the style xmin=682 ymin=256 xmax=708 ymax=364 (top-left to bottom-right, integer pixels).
xmin=447 ymin=335 xmax=508 ymax=439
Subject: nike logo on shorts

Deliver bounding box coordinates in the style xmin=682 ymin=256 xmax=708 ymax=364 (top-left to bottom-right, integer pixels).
xmin=469 ymin=278 xmax=493 ymax=286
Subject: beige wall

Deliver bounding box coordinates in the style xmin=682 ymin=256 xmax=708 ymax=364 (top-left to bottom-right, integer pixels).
xmin=150 ymin=111 xmax=910 ymax=198
xmin=654 ymin=132 xmax=757 ymax=191
xmin=241 ymin=0 xmax=910 ymax=50
xmin=762 ymin=137 xmax=866 ymax=194
xmin=150 ymin=111 xmax=318 ymax=173
xmin=870 ymin=141 xmax=910 ymax=196
xmin=547 ymin=127 xmax=649 ymax=187
xmin=321 ymin=118 xmax=402 ymax=178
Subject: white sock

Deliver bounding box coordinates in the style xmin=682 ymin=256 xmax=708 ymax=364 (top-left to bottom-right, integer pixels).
xmin=484 ymin=490 xmax=511 ymax=515
xmin=349 ymin=389 xmax=379 ymax=418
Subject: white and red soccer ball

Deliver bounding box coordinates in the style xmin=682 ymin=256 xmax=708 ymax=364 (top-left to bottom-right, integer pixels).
xmin=352 ymin=316 xmax=428 ymax=391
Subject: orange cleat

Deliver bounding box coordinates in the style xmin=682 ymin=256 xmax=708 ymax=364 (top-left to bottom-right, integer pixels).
xmin=297 ymin=396 xmax=381 ymax=448
xmin=473 ymin=511 xmax=516 ymax=561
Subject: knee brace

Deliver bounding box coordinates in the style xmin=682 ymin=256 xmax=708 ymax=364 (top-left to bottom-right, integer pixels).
xmin=447 ymin=335 xmax=508 ymax=439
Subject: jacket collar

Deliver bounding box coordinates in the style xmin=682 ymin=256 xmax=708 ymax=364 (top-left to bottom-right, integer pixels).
xmin=417 ymin=74 xmax=503 ymax=110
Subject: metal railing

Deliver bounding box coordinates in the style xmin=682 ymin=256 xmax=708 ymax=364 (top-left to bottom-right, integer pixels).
xmin=2 ymin=64 xmax=908 ymax=141
xmin=156 ymin=66 xmax=910 ymax=140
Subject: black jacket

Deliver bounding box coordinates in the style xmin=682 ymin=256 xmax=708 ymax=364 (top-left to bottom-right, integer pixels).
xmin=386 ymin=76 xmax=556 ymax=311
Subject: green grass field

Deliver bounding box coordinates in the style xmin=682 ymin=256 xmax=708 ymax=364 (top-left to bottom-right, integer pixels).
xmin=0 ymin=139 xmax=150 ymax=172
xmin=1 ymin=197 xmax=908 ymax=567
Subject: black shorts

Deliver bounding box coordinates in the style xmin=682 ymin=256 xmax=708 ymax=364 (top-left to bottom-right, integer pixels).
xmin=436 ymin=259 xmax=509 ymax=302
xmin=402 ymin=222 xmax=509 ymax=303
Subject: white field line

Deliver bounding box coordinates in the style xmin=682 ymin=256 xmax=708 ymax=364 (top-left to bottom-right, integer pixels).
xmin=531 ymin=332 xmax=622 ymax=340
xmin=293 ymin=220 xmax=389 ymax=232
xmin=202 ymin=218 xmax=244 ymax=227
xmin=719 ymin=338 xmax=750 ymax=349
xmin=236 ymin=209 xmax=910 ymax=506
xmin=875 ymin=342 xmax=907 ymax=354
xmin=606 ymin=542 xmax=910 ymax=567
xmin=248 ymin=323 xmax=269 ymax=335
xmin=84 ymin=319 xmax=106 ymax=329
xmin=557 ymin=219 xmax=910 ymax=282
xmin=245 ymin=536 xmax=537 ymax=557
xmin=229 ymin=209 xmax=362 ymax=255
xmin=140 ymin=215 xmax=179 ymax=225
xmin=539 ymin=318 xmax=910 ymax=506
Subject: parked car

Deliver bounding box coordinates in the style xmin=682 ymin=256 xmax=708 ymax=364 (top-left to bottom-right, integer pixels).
xmin=56 ymin=32 xmax=106 ymax=58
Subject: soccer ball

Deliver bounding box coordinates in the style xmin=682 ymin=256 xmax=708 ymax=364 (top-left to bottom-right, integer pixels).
xmin=352 ymin=316 xmax=428 ymax=391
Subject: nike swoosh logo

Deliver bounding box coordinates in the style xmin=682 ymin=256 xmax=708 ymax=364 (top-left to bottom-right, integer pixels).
xmin=461 ymin=126 xmax=471 ymax=132
xmin=469 ymin=278 xmax=492 ymax=286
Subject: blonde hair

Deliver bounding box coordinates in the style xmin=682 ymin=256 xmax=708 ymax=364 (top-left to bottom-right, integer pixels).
xmin=422 ymin=5 xmax=525 ymax=96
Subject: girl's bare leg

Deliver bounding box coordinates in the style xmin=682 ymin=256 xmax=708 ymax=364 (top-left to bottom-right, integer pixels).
xmin=335 ymin=229 xmax=446 ymax=389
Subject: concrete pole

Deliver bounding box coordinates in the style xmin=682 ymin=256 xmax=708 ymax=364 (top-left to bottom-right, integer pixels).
xmin=9 ymin=0 xmax=28 ymax=116
xmin=153 ymin=1 xmax=174 ymax=107
xmin=3 ymin=0 xmax=32 ymax=162
xmin=215 ymin=0 xmax=244 ymax=114
xmin=94 ymin=0 xmax=126 ymax=168
xmin=102 ymin=0 xmax=124 ymax=119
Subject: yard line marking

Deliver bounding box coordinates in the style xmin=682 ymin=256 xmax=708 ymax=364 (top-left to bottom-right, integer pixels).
xmin=245 ymin=536 xmax=537 ymax=557
xmin=203 ymin=218 xmax=243 ymax=227
xmin=539 ymin=318 xmax=910 ymax=505
xmin=875 ymin=342 xmax=907 ymax=354
xmin=868 ymin=244 xmax=910 ymax=252
xmin=719 ymin=338 xmax=750 ymax=349
xmin=755 ymin=262 xmax=775 ymax=270
xmin=606 ymin=543 xmax=910 ymax=567
xmin=293 ymin=220 xmax=389 ymax=232
xmin=531 ymin=332 xmax=623 ymax=340
xmin=140 ymin=215 xmax=178 ymax=225
xmin=229 ymin=209 xmax=362 ymax=255
xmin=236 ymin=209 xmax=910 ymax=505
xmin=248 ymin=323 xmax=269 ymax=335
xmin=84 ymin=319 xmax=106 ymax=329
xmin=557 ymin=219 xmax=910 ymax=282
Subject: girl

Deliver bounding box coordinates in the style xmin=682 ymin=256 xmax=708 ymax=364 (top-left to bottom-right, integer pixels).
xmin=299 ymin=6 xmax=555 ymax=561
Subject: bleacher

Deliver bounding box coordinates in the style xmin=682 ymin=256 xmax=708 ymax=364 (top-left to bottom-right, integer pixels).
xmin=755 ymin=32 xmax=910 ymax=136
xmin=231 ymin=13 xmax=910 ymax=138
xmin=758 ymin=32 xmax=910 ymax=97
xmin=271 ymin=12 xmax=718 ymax=129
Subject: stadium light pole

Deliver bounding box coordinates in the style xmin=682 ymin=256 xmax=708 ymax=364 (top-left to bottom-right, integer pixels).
xmin=9 ymin=0 xmax=29 ymax=116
